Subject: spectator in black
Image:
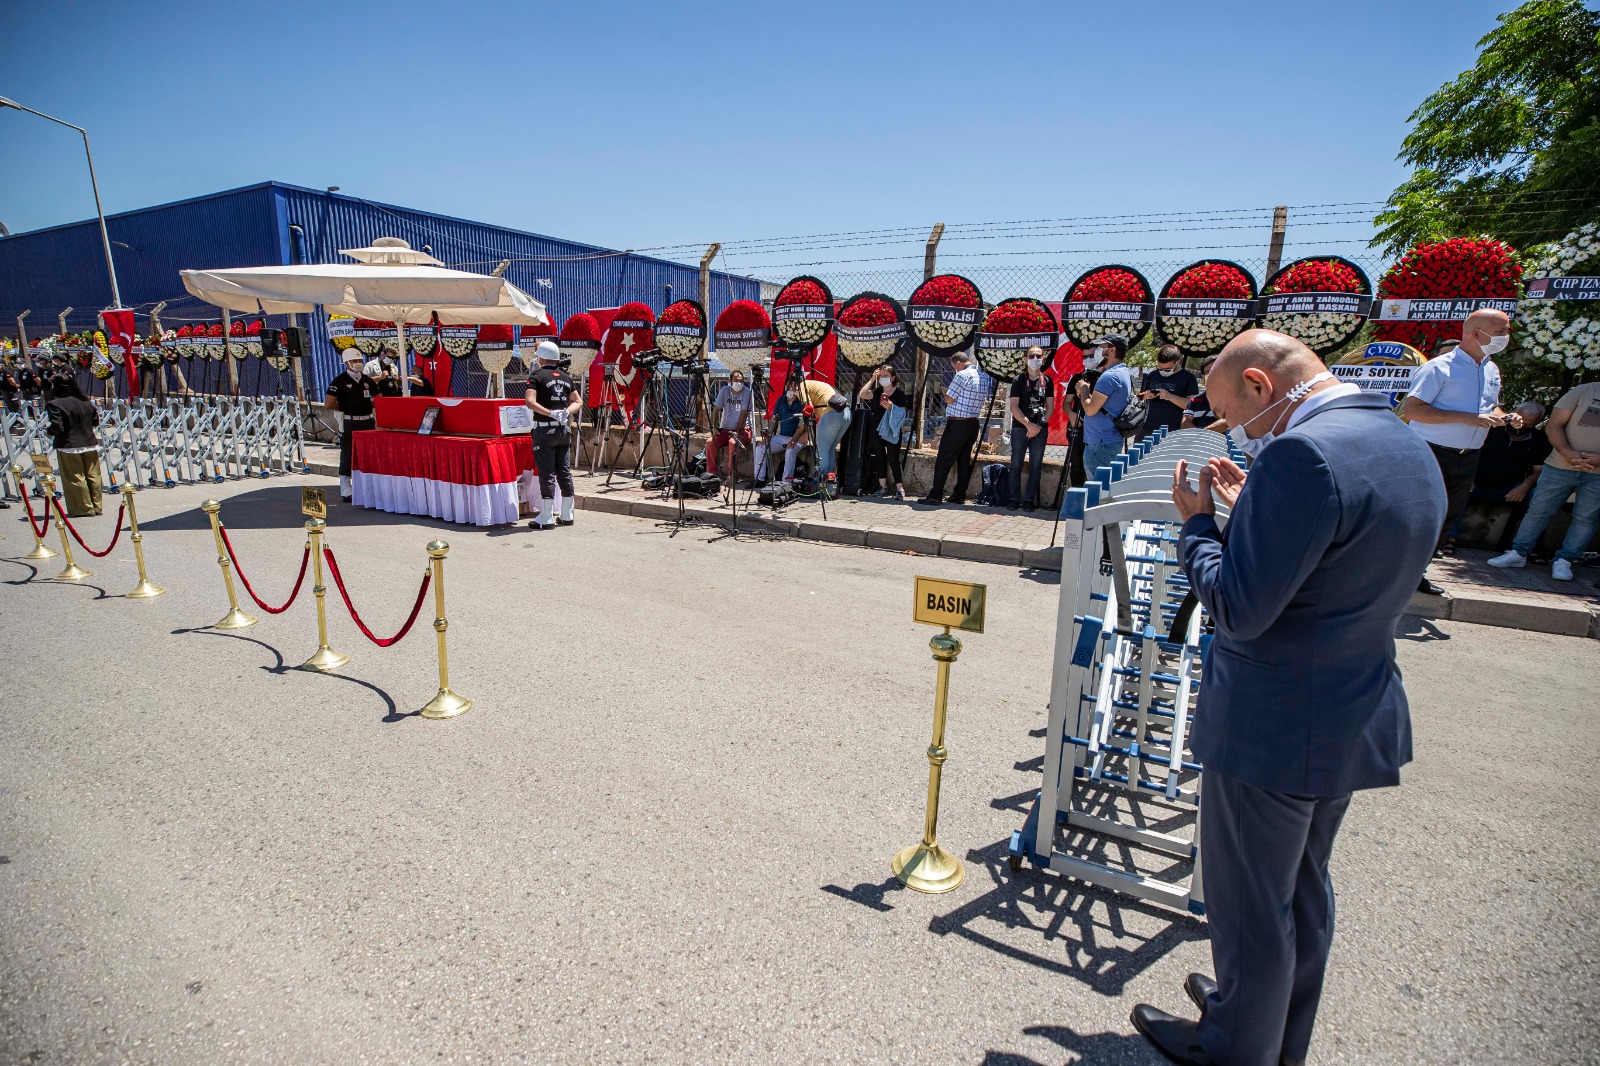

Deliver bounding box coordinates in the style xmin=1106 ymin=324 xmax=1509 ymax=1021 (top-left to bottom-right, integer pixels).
xmin=1062 ymin=352 xmax=1100 ymax=488
xmin=46 ymin=375 xmax=103 ymax=517
xmin=1182 ymin=355 xmax=1226 ymax=431
xmin=407 ymin=366 xmax=435 ymax=396
xmin=1137 ymin=344 xmax=1200 ymax=439
xmin=367 ymin=358 xmax=404 ymax=397
xmin=1006 ymin=346 xmax=1054 ymax=510
xmin=1443 ymin=400 xmax=1549 ymax=554
xmin=856 ymin=363 xmax=910 ymax=499
xmin=0 ymin=358 xmax=21 ymax=412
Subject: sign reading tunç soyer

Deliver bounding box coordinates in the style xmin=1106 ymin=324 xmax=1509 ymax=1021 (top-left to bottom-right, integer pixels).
xmin=1331 ymin=362 xmax=1418 ymax=392
xmin=1525 ymin=276 xmax=1600 ymax=300
xmin=771 ymin=276 xmax=834 ymax=352
xmin=913 ymin=575 xmax=986 ymax=634
xmin=835 ymin=292 xmax=906 ymax=367
xmin=654 ymin=299 xmax=708 ymax=364
xmin=1063 ymin=265 xmax=1154 ymax=348
xmin=907 ymin=274 xmax=983 ymax=355
xmin=1371 ymin=297 xmax=1518 ymax=321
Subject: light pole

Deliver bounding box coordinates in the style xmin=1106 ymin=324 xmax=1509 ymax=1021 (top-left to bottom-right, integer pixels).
xmin=0 ymin=96 xmax=122 ymax=309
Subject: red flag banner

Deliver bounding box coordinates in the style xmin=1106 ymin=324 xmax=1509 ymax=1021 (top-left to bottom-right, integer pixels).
xmin=103 ymin=309 xmax=140 ymax=399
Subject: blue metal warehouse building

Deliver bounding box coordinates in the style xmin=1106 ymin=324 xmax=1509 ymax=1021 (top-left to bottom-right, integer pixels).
xmin=0 ymin=181 xmax=759 ymax=396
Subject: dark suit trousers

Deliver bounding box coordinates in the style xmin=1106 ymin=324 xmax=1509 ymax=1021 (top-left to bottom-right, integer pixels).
xmin=1428 ymin=442 xmax=1480 ymax=549
xmin=1197 ymin=771 xmax=1352 ymax=1066
xmin=929 ymin=417 xmax=980 ymax=501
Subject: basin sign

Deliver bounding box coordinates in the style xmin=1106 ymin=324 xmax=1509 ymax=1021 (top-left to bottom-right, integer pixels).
xmin=913 ymin=576 xmax=987 ymax=634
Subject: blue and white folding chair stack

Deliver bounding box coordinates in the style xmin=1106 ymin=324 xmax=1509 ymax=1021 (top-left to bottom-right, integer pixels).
xmin=1008 ymin=426 xmax=1244 ymax=917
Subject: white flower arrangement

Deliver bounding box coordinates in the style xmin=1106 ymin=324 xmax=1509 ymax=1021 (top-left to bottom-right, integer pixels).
xmin=1519 ymin=220 xmax=1600 ymax=371
xmin=1258 ymin=309 xmax=1364 ymax=350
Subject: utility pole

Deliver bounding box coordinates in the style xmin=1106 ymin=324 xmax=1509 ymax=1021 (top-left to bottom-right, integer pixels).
xmin=912 ymin=222 xmax=945 ymax=448
xmin=16 ymin=311 xmax=31 ymax=370
xmin=699 ymin=243 xmax=721 ymax=319
xmin=1265 ymin=205 xmax=1288 ymax=279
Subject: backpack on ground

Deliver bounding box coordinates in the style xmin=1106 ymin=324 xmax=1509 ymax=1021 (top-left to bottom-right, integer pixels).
xmin=975 ymin=462 xmax=1012 ymax=507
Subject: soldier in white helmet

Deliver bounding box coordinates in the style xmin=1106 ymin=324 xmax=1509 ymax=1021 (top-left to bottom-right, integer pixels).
xmin=525 ymin=340 xmax=580 ymax=530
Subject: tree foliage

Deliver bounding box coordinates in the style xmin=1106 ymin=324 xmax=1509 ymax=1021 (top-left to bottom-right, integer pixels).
xmin=1373 ymin=0 xmax=1600 ymax=256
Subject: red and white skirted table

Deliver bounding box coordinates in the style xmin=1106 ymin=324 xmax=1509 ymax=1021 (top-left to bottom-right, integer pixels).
xmin=351 ymin=429 xmax=534 ymax=527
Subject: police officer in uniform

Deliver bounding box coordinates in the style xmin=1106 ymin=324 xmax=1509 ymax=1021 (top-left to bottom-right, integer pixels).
xmin=525 ymin=340 xmax=579 ymax=530
xmin=325 ymin=352 xmax=381 ymax=500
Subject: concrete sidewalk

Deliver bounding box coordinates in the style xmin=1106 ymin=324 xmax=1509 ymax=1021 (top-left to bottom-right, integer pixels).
xmin=306 ymin=442 xmax=1600 ymax=639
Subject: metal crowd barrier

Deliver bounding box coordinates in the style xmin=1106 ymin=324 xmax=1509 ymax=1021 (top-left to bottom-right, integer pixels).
xmin=1 ymin=396 xmax=306 ymax=495
xmin=1008 ymin=426 xmax=1244 ymax=916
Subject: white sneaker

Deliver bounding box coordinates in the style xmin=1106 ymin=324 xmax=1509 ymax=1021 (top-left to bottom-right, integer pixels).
xmin=1487 ymin=550 xmax=1527 ymax=569
xmin=1552 ymin=559 xmax=1574 ymax=581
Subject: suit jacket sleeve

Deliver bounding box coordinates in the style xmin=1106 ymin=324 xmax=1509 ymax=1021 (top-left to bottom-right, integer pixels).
xmin=1179 ymin=436 xmax=1341 ymax=642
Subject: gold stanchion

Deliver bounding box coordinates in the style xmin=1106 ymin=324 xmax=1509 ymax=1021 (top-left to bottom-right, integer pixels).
xmin=299 ymin=517 xmax=349 ymax=672
xmin=201 ymin=499 xmax=256 ymax=629
xmin=44 ymin=475 xmax=92 ymax=582
xmin=11 ymin=464 xmax=58 ymax=560
xmin=122 ymin=485 xmax=165 ymax=599
xmin=419 ymin=539 xmax=472 ymax=719
xmin=891 ymin=627 xmax=966 ymax=893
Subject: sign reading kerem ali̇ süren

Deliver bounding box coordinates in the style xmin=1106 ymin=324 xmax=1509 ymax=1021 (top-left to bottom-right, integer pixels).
xmin=913 ymin=576 xmax=986 ymax=634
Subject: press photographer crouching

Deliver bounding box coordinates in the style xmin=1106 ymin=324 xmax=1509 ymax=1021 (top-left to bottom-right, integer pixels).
xmin=525 ymin=341 xmax=580 ymax=531
xmin=758 ymin=378 xmax=805 ymax=484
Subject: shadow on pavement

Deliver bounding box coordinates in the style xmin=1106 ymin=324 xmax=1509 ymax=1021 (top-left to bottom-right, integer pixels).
xmin=139 ymin=484 xmax=492 ymax=535
xmin=1396 ymin=615 xmax=1452 ymax=642
xmin=820 ymin=877 xmax=905 ymax=913
xmin=928 ymin=839 xmax=1205 ymax=997
xmin=174 ymin=625 xmax=407 ymax=722
xmin=983 ymin=1024 xmax=1162 ymax=1065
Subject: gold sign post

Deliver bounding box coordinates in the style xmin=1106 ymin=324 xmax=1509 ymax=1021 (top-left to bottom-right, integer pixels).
xmin=301 ymin=487 xmax=327 ymax=521
xmin=893 ymin=576 xmax=987 ymax=894
xmin=43 ymin=474 xmax=92 ymax=582
xmin=122 ymin=485 xmax=164 ymax=598
xmin=9 ymin=464 xmax=57 ymax=560
xmin=299 ymin=516 xmax=349 ymax=672
xmin=201 ymin=499 xmax=256 ymax=629
xmin=419 ymin=540 xmax=472 ymax=719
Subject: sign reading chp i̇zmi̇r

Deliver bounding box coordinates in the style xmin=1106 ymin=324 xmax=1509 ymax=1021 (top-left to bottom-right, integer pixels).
xmin=914 ymin=575 xmax=986 ymax=634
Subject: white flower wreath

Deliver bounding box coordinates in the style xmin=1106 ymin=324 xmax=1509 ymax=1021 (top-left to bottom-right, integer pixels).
xmin=1518 ymin=220 xmax=1600 ymax=372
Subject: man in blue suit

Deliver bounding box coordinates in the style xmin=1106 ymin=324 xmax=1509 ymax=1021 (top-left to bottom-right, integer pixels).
xmin=1130 ymin=329 xmax=1446 ymax=1066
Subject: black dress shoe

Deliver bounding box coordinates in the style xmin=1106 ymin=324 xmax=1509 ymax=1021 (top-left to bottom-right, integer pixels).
xmin=1416 ymin=576 xmax=1445 ymax=596
xmin=556 ymin=517 xmax=575 ymax=527
xmin=1184 ymin=972 xmax=1217 ymax=1013
xmin=1130 ymin=1004 xmax=1212 ymax=1064
xmin=917 ymin=496 xmax=944 ymax=506
xmin=527 ymin=520 xmax=553 ymax=531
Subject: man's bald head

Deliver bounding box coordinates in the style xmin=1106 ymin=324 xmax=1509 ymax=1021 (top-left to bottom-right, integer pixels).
xmin=1207 ymin=329 xmax=1334 ymax=439
xmin=1459 ymin=307 xmax=1512 ymax=362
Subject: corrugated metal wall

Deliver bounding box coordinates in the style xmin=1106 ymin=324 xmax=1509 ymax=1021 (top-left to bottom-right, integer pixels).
xmin=0 ymin=182 xmax=759 ymax=398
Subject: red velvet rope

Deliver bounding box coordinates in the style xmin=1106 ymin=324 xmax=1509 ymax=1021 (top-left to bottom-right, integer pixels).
xmin=218 ymin=524 xmax=311 ymax=615
xmin=50 ymin=499 xmax=127 ymax=558
xmin=19 ymin=485 xmax=51 ymax=539
xmin=321 ymin=548 xmax=432 ymax=647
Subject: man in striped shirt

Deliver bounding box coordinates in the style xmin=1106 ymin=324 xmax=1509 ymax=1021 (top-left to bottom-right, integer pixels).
xmin=919 ymin=352 xmax=987 ymax=506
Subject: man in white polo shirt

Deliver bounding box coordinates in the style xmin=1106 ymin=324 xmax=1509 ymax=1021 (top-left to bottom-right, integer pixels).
xmin=1402 ymin=308 xmax=1518 ymax=595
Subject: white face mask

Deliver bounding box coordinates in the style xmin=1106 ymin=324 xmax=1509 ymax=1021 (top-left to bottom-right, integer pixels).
xmin=1477 ymin=331 xmax=1509 ymax=356
xmin=1083 ymin=351 xmax=1105 ymax=370
xmin=879 ymin=375 xmax=893 ymax=387
xmin=346 ymin=364 xmax=362 ymax=378
xmin=730 ymin=381 xmax=744 ymax=393
xmin=1225 ymin=371 xmax=1331 ymax=460
xmin=1026 ymin=358 xmax=1043 ymax=372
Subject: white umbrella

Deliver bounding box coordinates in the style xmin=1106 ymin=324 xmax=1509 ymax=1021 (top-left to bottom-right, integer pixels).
xmin=180 ymin=238 xmax=548 ymax=396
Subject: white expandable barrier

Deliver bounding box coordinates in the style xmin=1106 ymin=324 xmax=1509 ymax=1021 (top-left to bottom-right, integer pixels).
xmin=1 ymin=395 xmax=306 ymax=496
xmin=1008 ymin=425 xmax=1246 ymax=917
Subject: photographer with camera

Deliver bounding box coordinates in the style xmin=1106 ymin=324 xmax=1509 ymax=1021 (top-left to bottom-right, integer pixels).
xmin=708 ymin=369 xmax=754 ymax=481
xmin=525 ymin=341 xmax=581 ymax=531
xmin=759 ymin=379 xmax=805 ymax=483
xmin=1074 ymin=334 xmax=1136 ymax=476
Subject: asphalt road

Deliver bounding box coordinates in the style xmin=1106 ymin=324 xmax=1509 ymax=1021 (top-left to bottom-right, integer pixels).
xmin=1 ymin=477 xmax=1595 ymax=1064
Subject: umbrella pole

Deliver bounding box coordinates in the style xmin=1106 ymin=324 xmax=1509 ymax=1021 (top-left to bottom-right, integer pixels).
xmin=395 ymin=320 xmax=411 ymax=397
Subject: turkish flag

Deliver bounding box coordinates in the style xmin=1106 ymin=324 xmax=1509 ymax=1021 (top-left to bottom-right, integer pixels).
xmin=587 ymin=307 xmax=651 ymax=419
xmin=1048 ymin=339 xmax=1084 ymax=447
xmin=103 ymin=309 xmax=140 ymax=399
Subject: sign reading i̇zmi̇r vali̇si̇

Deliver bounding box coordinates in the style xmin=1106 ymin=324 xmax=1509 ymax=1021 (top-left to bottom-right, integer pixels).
xmin=913 ymin=576 xmax=987 ymax=634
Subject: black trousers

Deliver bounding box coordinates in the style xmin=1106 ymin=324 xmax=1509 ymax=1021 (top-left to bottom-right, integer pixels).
xmin=866 ymin=429 xmax=902 ymax=485
xmin=929 ymin=417 xmax=980 ymax=501
xmin=534 ymin=437 xmax=574 ymax=501
xmin=338 ymin=416 xmax=375 ymax=477
xmin=1428 ymin=442 xmax=1480 ymax=549
xmin=1197 ymin=770 xmax=1352 ymax=1066
xmin=1008 ymin=422 xmax=1047 ymax=506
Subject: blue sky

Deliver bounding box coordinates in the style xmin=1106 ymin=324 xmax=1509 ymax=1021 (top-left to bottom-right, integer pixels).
xmin=1 ymin=0 xmax=1515 ymax=272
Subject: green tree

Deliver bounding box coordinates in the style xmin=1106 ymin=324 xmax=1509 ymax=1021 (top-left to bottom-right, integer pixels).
xmin=1373 ymin=0 xmax=1600 ymax=257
